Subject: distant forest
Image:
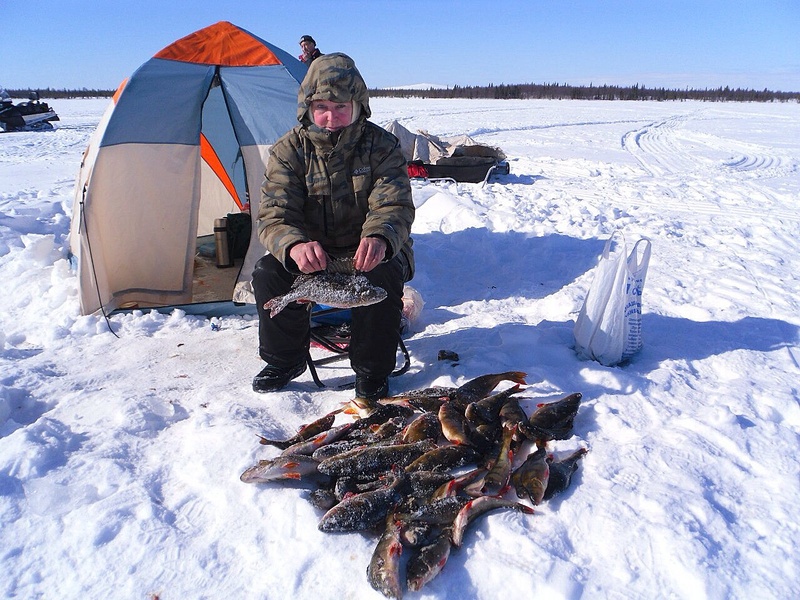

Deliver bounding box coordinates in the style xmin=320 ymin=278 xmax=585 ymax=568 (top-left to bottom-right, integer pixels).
xmin=372 ymin=83 xmax=799 ymax=102
xmin=7 ymin=83 xmax=799 ymax=103
xmin=6 ymin=88 xmax=116 ymax=99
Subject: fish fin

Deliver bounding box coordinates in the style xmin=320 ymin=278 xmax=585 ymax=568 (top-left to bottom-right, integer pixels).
xmin=325 ymin=257 xmax=357 ymax=274
xmin=509 ymin=371 xmax=527 ymax=384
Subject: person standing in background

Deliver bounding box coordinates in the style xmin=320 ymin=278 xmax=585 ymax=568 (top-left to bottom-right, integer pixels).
xmin=299 ymin=35 xmax=322 ymax=64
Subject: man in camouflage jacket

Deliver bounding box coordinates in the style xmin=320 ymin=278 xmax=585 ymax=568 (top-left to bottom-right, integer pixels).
xmin=252 ymin=53 xmax=415 ymax=397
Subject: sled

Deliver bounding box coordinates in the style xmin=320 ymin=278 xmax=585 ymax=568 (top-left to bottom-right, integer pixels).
xmin=408 ymin=157 xmax=510 ymax=185
xmin=386 ymin=119 xmax=509 ymax=185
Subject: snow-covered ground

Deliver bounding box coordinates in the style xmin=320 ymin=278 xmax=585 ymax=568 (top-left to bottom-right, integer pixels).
xmin=1 ymin=97 xmax=799 ymax=599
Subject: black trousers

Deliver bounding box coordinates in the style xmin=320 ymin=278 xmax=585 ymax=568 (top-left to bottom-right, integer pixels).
xmin=252 ymin=253 xmax=409 ymax=379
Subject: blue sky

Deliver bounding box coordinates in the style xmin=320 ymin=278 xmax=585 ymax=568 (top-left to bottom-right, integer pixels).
xmin=4 ymin=0 xmax=799 ymax=92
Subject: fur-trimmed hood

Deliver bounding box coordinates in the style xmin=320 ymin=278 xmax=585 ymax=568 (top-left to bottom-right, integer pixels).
xmin=297 ymin=52 xmax=371 ymax=125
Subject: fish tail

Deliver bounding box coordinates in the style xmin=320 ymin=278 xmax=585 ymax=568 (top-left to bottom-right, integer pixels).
xmin=509 ymin=371 xmax=528 ymax=384
xmin=263 ymin=297 xmax=288 ymax=318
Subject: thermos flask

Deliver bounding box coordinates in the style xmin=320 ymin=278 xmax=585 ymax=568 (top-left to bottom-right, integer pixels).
xmin=214 ymin=217 xmax=233 ymax=268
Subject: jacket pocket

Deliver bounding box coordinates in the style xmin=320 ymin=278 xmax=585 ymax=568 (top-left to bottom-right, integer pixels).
xmin=352 ymin=174 xmax=372 ymax=213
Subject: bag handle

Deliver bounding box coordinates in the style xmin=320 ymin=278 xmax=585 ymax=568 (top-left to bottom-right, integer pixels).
xmin=628 ymin=238 xmax=652 ymax=272
xmin=602 ymin=230 xmax=626 ymax=259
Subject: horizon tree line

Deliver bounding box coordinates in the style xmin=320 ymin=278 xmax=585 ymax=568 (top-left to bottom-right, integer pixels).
xmin=5 ymin=83 xmax=798 ymax=103
xmin=369 ymin=82 xmax=799 ymax=103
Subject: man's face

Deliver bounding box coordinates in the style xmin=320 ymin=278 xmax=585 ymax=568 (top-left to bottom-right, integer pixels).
xmin=310 ymin=100 xmax=353 ymax=131
xmin=300 ymin=40 xmax=316 ymax=55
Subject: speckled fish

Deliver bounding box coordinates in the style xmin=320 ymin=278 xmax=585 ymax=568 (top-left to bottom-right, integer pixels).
xmin=406 ymin=528 xmax=453 ymax=593
xmin=543 ymin=447 xmax=588 ymax=501
xmin=258 ymin=409 xmax=341 ymax=449
xmin=498 ymin=397 xmax=536 ymax=442
xmin=367 ymin=517 xmax=404 ymax=600
xmin=438 ymin=401 xmax=473 ymax=446
xmin=279 ymin=422 xmax=356 ymax=457
xmin=394 ymin=387 xmax=455 ymax=413
xmin=466 ymin=424 xmax=516 ymax=497
xmin=239 ymin=454 xmax=325 ymax=484
xmin=511 ymin=445 xmax=550 ymax=505
xmin=430 ymin=468 xmax=486 ymax=501
xmin=317 ymin=440 xmax=437 ymax=480
xmin=263 ymin=263 xmax=388 ymax=318
xmin=464 ymin=384 xmax=525 ymax=424
xmin=398 ymin=520 xmax=438 ymax=548
xmin=400 ymin=412 xmax=442 ymax=444
xmin=450 ymin=496 xmax=535 ymax=548
xmin=404 ymin=444 xmax=481 ymax=473
xmin=398 ymin=496 xmax=470 ymax=525
xmin=307 ymin=487 xmax=339 ymax=511
xmin=451 ymin=371 xmax=527 ymax=408
xmin=405 ymin=470 xmax=456 ymax=500
xmin=527 ymin=392 xmax=582 ymax=442
xmin=318 ymin=470 xmax=407 ymax=532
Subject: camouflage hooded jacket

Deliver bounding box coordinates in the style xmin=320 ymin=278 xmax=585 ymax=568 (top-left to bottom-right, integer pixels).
xmin=258 ymin=53 xmax=414 ymax=277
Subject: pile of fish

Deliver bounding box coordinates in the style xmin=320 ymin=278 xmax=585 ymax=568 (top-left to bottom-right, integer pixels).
xmin=240 ymin=371 xmax=588 ymax=598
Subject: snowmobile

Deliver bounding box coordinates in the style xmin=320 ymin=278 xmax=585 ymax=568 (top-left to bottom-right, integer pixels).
xmin=0 ymin=90 xmax=60 ymax=132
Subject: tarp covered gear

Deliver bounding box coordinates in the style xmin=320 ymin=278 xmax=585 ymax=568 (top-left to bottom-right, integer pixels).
xmin=385 ymin=120 xmax=508 ymax=183
xmin=69 ymin=21 xmax=307 ymax=315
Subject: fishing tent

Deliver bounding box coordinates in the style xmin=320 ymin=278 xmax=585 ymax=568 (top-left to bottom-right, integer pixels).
xmin=69 ymin=21 xmax=307 ymax=315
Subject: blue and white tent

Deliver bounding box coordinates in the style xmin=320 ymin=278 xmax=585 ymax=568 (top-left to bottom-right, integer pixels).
xmin=70 ymin=22 xmax=306 ymax=315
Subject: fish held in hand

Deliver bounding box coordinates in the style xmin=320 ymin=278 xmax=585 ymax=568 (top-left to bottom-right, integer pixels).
xmin=263 ymin=263 xmax=388 ymax=318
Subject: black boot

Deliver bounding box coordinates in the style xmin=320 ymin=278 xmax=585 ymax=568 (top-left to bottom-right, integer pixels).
xmin=253 ymin=361 xmax=307 ymax=393
xmin=354 ymin=374 xmax=389 ymax=400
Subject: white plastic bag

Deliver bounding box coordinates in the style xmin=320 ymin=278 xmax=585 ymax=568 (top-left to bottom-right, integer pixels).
xmin=400 ymin=285 xmax=425 ymax=334
xmin=573 ymin=231 xmax=651 ymax=366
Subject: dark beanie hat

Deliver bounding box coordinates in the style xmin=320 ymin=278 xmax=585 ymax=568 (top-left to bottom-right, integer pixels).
xmin=299 ymin=35 xmax=316 ymax=45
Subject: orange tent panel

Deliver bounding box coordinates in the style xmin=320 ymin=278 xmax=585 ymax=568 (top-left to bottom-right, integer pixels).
xmin=199 ymin=133 xmax=243 ymax=210
xmin=154 ymin=21 xmax=282 ymax=67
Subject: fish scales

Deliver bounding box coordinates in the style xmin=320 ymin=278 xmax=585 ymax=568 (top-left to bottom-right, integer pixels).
xmin=241 ymin=371 xmax=589 ymax=597
xmin=318 ymin=473 xmax=407 ymax=532
xmin=367 ymin=518 xmax=404 ymax=599
xmin=527 ymin=392 xmax=582 ymax=442
xmin=406 ymin=529 xmax=453 ymax=592
xmin=263 ymin=266 xmax=388 ymax=318
xmin=511 ymin=446 xmax=550 ymax=505
xmin=317 ymin=440 xmax=437 ymax=480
